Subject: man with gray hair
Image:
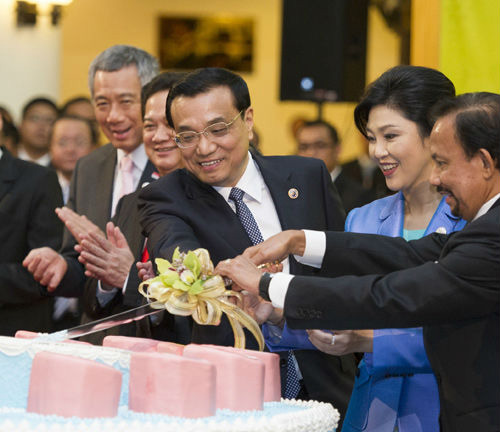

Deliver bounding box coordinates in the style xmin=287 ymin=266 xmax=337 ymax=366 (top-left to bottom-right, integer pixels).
xmin=25 ymin=45 xmax=158 ymax=306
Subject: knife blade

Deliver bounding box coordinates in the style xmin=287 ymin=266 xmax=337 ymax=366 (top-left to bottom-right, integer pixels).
xmin=62 ymin=301 xmax=164 ymax=339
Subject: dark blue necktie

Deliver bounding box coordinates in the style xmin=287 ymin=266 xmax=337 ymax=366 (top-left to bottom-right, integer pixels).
xmin=229 ymin=186 xmax=301 ymax=399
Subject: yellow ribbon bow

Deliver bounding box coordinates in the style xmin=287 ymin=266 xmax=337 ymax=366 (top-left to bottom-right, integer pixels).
xmin=138 ymin=247 xmax=264 ymax=351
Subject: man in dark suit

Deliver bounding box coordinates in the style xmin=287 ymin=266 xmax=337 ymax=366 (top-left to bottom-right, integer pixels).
xmin=75 ymin=72 xmax=189 ymax=343
xmin=24 ymin=45 xmax=158 ymax=329
xmin=216 ymin=92 xmax=500 ymax=432
xmin=0 ymin=136 xmax=63 ymax=335
xmin=295 ymin=119 xmax=374 ymax=213
xmin=138 ymin=68 xmax=356 ymax=415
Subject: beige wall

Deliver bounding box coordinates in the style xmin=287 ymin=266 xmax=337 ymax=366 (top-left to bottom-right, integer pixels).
xmin=61 ymin=0 xmax=400 ymax=160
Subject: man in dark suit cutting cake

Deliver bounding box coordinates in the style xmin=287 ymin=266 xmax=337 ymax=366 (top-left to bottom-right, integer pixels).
xmin=138 ymin=67 xmax=356 ymax=417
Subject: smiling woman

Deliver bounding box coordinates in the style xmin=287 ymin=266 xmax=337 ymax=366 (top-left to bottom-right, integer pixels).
xmin=325 ymin=65 xmax=467 ymax=432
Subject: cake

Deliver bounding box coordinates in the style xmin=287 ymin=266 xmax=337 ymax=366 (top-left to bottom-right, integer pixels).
xmin=0 ymin=335 xmax=339 ymax=431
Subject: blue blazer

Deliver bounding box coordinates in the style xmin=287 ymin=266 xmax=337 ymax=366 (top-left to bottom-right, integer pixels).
xmin=266 ymin=192 xmax=466 ymax=432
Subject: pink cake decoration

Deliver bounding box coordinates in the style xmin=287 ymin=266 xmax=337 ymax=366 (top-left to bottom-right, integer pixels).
xmin=183 ymin=344 xmax=265 ymax=411
xmin=27 ymin=351 xmax=122 ymax=418
xmin=103 ymin=335 xmax=160 ymax=352
xmin=15 ymin=330 xmax=92 ymax=345
xmin=156 ymin=341 xmax=185 ymax=355
xmin=128 ymin=351 xmax=216 ymax=418
xmin=210 ymin=345 xmax=281 ymax=402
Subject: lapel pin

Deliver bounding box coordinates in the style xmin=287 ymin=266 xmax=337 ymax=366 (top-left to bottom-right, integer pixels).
xmin=288 ymin=188 xmax=299 ymax=199
xmin=435 ymin=226 xmax=447 ymax=234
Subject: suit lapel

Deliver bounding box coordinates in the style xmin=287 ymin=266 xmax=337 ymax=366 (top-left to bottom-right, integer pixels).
xmin=94 ymin=145 xmax=116 ymax=224
xmin=254 ymin=155 xmax=295 ymax=231
xmin=425 ymin=197 xmax=464 ymax=235
xmin=182 ymin=170 xmax=254 ymax=252
xmin=378 ymin=192 xmax=404 ymax=236
xmin=138 ymin=160 xmax=157 ymax=189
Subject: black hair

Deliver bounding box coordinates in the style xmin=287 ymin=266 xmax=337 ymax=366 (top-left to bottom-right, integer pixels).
xmin=165 ymin=67 xmax=251 ymax=128
xmin=61 ymin=96 xmax=92 ymax=115
xmin=21 ymin=97 xmax=59 ymax=119
xmin=354 ymin=65 xmax=455 ymax=139
xmin=298 ymin=120 xmax=340 ymax=146
xmin=0 ymin=107 xmax=20 ymax=147
xmin=141 ymin=71 xmax=186 ymax=119
xmin=430 ymin=92 xmax=500 ymax=168
xmin=50 ymin=114 xmax=98 ymax=146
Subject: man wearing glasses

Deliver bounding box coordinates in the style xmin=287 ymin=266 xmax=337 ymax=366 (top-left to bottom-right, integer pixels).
xmin=138 ymin=67 xmax=355 ymax=419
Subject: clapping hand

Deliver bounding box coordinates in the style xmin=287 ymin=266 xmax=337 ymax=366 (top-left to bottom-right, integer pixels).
xmin=75 ymin=221 xmax=134 ymax=288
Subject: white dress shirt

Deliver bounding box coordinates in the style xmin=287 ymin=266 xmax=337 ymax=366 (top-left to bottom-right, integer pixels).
xmin=214 ymin=152 xmax=290 ymax=273
xmin=111 ymin=144 xmax=148 ymax=217
xmin=56 ymin=171 xmax=71 ymax=205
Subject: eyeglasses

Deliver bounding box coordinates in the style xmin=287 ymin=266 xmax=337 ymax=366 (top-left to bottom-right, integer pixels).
xmin=174 ymin=110 xmax=244 ymax=149
xmin=297 ymin=141 xmax=334 ymax=152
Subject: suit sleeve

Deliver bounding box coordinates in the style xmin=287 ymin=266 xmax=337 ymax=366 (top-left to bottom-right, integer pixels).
xmin=138 ymin=182 xmax=201 ymax=263
xmin=285 ymin=218 xmax=499 ymax=331
xmin=53 ymin=159 xmax=87 ymax=297
xmin=0 ymin=169 xmax=63 ymax=304
xmin=319 ymin=230 xmax=447 ymax=278
xmin=320 ymin=162 xmax=346 ymax=231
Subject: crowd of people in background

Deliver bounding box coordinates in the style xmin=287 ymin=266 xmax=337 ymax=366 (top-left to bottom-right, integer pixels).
xmin=0 ymin=44 xmax=498 ymax=432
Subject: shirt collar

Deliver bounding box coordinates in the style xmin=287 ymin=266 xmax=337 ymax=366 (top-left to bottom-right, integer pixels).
xmin=116 ymin=144 xmax=148 ymax=171
xmin=330 ymin=166 xmax=341 ymax=182
xmin=0 ymin=148 xmax=3 ymax=160
xmin=472 ymin=192 xmax=500 ymax=221
xmin=56 ymin=171 xmax=70 ymax=189
xmin=213 ymin=152 xmax=263 ymax=204
xmin=17 ymin=147 xmax=51 ymax=166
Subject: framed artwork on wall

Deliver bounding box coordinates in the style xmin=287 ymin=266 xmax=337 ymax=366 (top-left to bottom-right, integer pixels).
xmin=158 ymin=16 xmax=254 ymax=72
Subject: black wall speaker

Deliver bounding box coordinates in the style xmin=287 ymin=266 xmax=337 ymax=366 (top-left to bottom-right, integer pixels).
xmin=280 ymin=0 xmax=369 ymax=103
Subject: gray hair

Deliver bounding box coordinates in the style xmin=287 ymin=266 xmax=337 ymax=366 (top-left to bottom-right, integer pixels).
xmin=88 ymin=45 xmax=159 ymax=98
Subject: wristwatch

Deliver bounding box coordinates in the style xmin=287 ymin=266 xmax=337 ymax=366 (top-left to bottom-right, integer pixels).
xmin=258 ymin=272 xmax=274 ymax=302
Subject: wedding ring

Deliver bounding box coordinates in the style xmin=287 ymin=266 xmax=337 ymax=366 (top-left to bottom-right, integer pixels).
xmin=330 ymin=334 xmax=336 ymax=345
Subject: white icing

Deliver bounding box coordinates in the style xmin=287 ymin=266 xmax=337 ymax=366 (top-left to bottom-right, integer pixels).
xmin=0 ymin=401 xmax=339 ymax=432
xmin=0 ymin=336 xmax=130 ymax=368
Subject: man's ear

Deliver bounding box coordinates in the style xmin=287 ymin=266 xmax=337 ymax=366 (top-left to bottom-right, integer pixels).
xmin=245 ymin=107 xmax=254 ymax=141
xmin=478 ymin=148 xmax=496 ymax=180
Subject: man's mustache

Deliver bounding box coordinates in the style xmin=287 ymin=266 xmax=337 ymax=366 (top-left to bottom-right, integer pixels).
xmin=437 ymin=186 xmax=450 ymax=195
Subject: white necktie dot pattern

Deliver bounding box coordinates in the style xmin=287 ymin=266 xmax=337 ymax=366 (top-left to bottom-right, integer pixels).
xmin=229 ymin=187 xmax=264 ymax=245
xmin=229 ymin=186 xmax=301 ymax=399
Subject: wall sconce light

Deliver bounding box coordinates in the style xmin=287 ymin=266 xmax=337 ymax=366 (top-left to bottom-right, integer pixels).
xmin=16 ymin=0 xmax=73 ymax=27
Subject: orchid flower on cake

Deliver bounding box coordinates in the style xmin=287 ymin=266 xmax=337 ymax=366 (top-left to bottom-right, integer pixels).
xmin=139 ymin=247 xmax=264 ymax=350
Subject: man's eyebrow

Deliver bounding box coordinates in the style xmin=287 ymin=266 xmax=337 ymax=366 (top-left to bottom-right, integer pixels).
xmin=177 ymin=116 xmax=228 ymax=132
xmin=94 ymin=92 xmax=137 ymax=100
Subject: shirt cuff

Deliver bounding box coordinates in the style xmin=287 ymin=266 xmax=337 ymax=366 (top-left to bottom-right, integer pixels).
xmin=294 ymin=229 xmax=325 ymax=268
xmin=96 ymin=281 xmax=118 ymax=307
xmin=121 ymin=274 xmax=130 ymax=295
xmin=268 ymin=273 xmax=294 ymax=308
